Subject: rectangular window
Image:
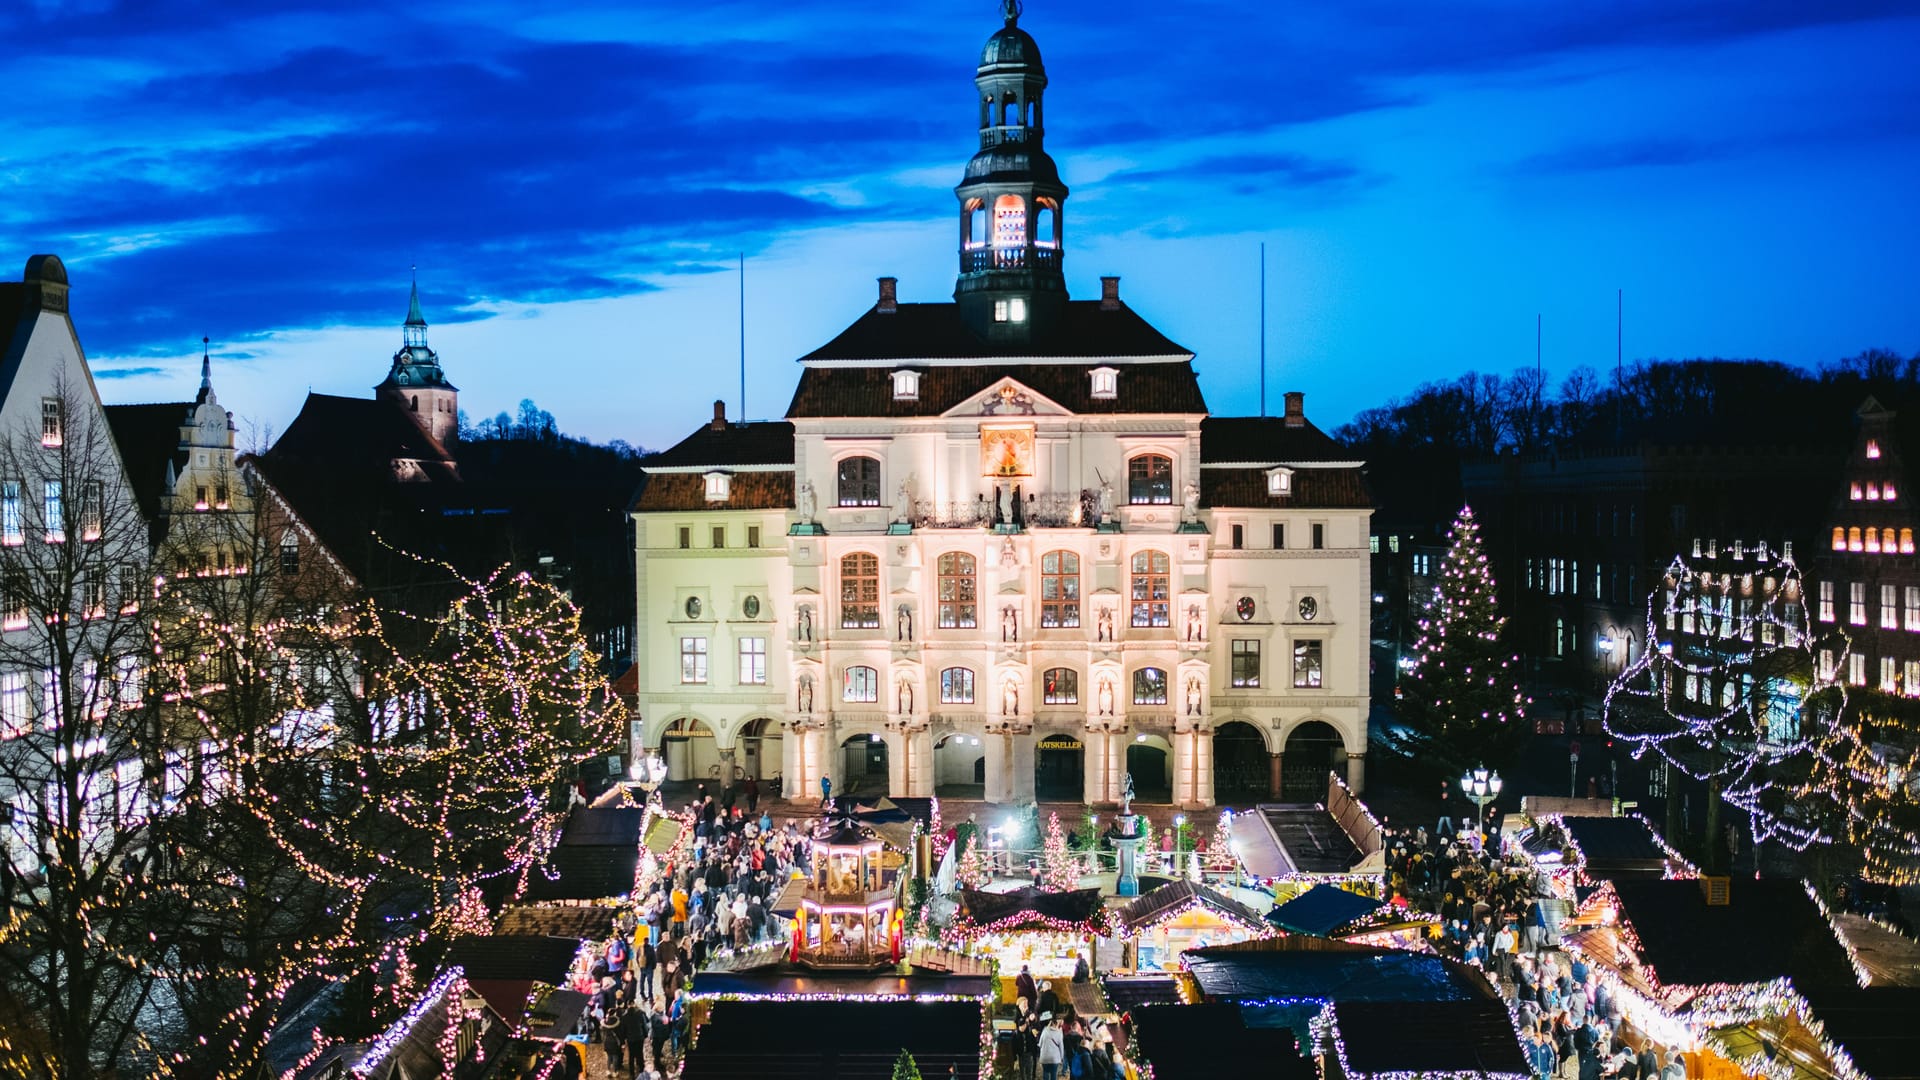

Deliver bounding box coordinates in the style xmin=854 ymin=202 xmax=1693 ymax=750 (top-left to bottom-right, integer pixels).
xmin=120 ymin=564 xmax=142 ymax=614
xmin=1881 ymin=656 xmax=1899 ymax=694
xmin=679 ymin=637 xmax=708 ymax=684
xmin=1232 ymin=524 xmax=1244 ymax=550
xmin=195 ymin=485 xmax=209 ymax=510
xmin=677 ymin=527 xmax=691 ymax=550
xmin=1311 ymin=523 xmax=1325 ymax=550
xmin=1907 ymin=587 xmax=1920 ymax=631
xmin=1850 ymin=582 xmax=1867 ymax=626
xmin=1819 ymin=649 xmax=1835 ymax=681
xmin=940 ymin=668 xmax=975 ymax=704
xmin=1272 ymin=523 xmax=1285 ymax=549
xmin=81 ymin=480 xmax=102 ymax=541
xmin=737 ymin=637 xmax=766 ymax=685
xmin=1848 ymin=652 xmax=1867 ymax=686
xmin=1906 ymin=659 xmax=1920 ymax=697
xmin=1231 ymin=640 xmax=1261 ymax=688
xmin=1883 ymin=585 xmax=1899 ymax=630
xmin=1039 ymin=551 xmax=1080 ymax=628
xmin=0 ymin=481 xmax=19 ymax=546
xmin=711 ymin=526 xmax=725 ymax=549
xmin=843 ymin=666 xmax=879 ymax=703
xmin=1819 ymin=580 xmax=1835 ymax=622
xmin=0 ymin=672 xmax=26 ymax=738
xmin=1368 ymin=535 xmax=1379 ymax=554
xmin=1042 ymin=669 xmax=1078 ymax=705
xmin=279 ymin=534 xmax=300 ymax=576
xmin=2 ymin=574 xmax=25 ymax=630
xmin=747 ymin=526 xmax=760 ymax=549
xmin=40 ymin=398 xmax=61 ymax=447
xmin=43 ymin=481 xmax=62 ymax=543
xmin=215 ymin=483 xmax=228 ymax=510
xmin=82 ymin=573 xmax=105 ymax=619
xmin=1292 ymin=639 xmax=1324 ymax=688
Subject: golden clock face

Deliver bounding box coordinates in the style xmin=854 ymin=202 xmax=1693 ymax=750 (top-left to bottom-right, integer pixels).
xmin=979 ymin=424 xmax=1034 ymax=478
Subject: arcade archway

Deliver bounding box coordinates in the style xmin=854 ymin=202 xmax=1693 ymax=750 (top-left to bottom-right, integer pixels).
xmin=1212 ymin=721 xmax=1268 ymax=802
xmin=1281 ymin=720 xmax=1346 ymax=801
xmin=934 ymin=732 xmax=986 ymax=797
xmin=1034 ymin=731 xmax=1083 ymax=801
xmin=738 ymin=717 xmax=782 ymax=787
xmin=661 ymin=716 xmax=718 ymax=782
xmin=1124 ymin=734 xmax=1171 ymax=803
xmin=839 ymin=733 xmax=889 ymax=798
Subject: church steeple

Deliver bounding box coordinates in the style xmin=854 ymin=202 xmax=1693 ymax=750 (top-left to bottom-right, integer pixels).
xmin=404 ymin=276 xmax=428 ymax=350
xmin=376 ymin=275 xmax=460 ymax=446
xmin=955 ymin=0 xmax=1069 ymax=343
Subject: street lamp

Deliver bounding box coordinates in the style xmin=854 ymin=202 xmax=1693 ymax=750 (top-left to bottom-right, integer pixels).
xmin=1459 ymin=765 xmax=1503 ymax=847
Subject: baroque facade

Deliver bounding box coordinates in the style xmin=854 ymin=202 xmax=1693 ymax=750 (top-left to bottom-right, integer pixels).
xmin=630 ymin=7 xmax=1372 ymax=808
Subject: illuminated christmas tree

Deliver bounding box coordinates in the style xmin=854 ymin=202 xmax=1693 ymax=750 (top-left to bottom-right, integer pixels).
xmin=1392 ymin=506 xmax=1530 ymax=772
xmin=1040 ymin=811 xmax=1078 ymax=891
xmin=892 ymin=1049 xmax=923 ymax=1080
xmin=955 ymin=832 xmax=992 ymax=889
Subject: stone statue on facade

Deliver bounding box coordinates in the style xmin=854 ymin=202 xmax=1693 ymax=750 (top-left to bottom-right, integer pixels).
xmin=1185 ymin=603 xmax=1203 ymax=642
xmin=1182 ymin=482 xmax=1200 ymax=524
xmin=797 ymin=673 xmax=814 ymax=714
xmin=1000 ymin=536 xmax=1017 ymax=569
xmin=896 ymin=603 xmax=913 ymax=642
xmin=796 ymin=479 xmax=817 ymax=525
xmin=899 ymin=678 xmax=914 ymax=715
xmin=1002 ymin=678 xmax=1020 ymax=716
xmin=1185 ymin=675 xmax=1202 ymax=716
xmin=997 ymin=483 xmax=1013 ymax=527
xmin=1097 ymin=605 xmax=1113 ymax=643
xmin=1099 ymin=477 xmax=1115 ymax=522
xmin=797 ymin=603 xmax=813 ymax=643
xmin=1097 ymin=677 xmax=1115 ymax=717
xmin=1001 ymin=604 xmax=1018 ymax=642
xmin=891 ymin=476 xmax=912 ymax=525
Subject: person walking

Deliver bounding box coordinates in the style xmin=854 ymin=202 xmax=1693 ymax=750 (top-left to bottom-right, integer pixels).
xmin=1436 ymin=784 xmax=1455 ymax=843
xmin=1038 ymin=1014 xmax=1065 ymax=1080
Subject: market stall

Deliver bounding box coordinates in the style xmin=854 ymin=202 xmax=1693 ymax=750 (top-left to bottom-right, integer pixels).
xmin=1115 ymin=880 xmax=1272 ymax=971
xmin=946 ymin=886 xmax=1107 ymax=987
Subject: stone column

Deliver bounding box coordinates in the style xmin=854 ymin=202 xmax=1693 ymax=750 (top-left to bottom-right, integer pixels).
xmin=1011 ymin=732 xmax=1037 ymax=803
xmin=905 ymin=728 xmax=935 ymax=797
xmin=1171 ymin=731 xmax=1195 ymax=807
xmin=1347 ymin=752 xmax=1367 ymax=795
xmin=1268 ymin=752 xmax=1283 ymax=800
xmin=782 ymin=723 xmax=802 ymax=799
xmin=984 ymin=732 xmax=1011 ymax=804
xmin=1192 ymin=728 xmax=1216 ymax=808
xmin=718 ymin=745 xmax=737 ymax=791
xmin=887 ymin=733 xmax=908 ymax=797
xmin=1082 ymin=729 xmax=1110 ymax=806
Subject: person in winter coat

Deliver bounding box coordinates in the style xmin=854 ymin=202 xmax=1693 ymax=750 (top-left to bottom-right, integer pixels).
xmin=1038 ymin=1014 xmax=1066 ymax=1080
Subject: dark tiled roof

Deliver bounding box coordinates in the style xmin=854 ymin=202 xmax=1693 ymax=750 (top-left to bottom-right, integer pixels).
xmin=1117 ymin=879 xmax=1268 ymax=934
xmin=786 ymin=360 xmax=1207 ymax=418
xmin=1183 ymin=940 xmax=1493 ymax=1004
xmin=683 ymin=1000 xmax=983 ymax=1080
xmin=799 ymin=300 xmax=1190 ymax=363
xmin=1201 ymin=416 xmax=1349 ymax=464
xmin=647 ymin=421 xmax=795 ymax=469
xmin=494 ymin=905 xmax=617 ymax=940
xmin=1609 ymin=878 xmax=1856 ymax=990
xmin=557 ymin=806 xmax=646 ymax=847
xmin=103 ymin=402 xmax=190 ymax=525
xmin=1332 ymin=999 xmax=1531 ymax=1078
xmin=1098 ymin=975 xmax=1183 ymax=1012
xmin=1801 ymin=988 xmax=1920 ymax=1080
xmin=1258 ymin=807 xmax=1366 ymax=875
xmin=957 ymin=886 xmax=1106 ymax=928
xmin=270 ymin=393 xmax=456 ymax=476
xmin=0 ymin=281 xmax=40 ymax=367
xmin=1129 ymin=1003 xmax=1314 ymax=1080
xmin=444 ymin=935 xmax=582 ymax=983
xmin=1265 ymin=883 xmax=1384 ymax=937
xmin=1201 ymin=467 xmax=1371 ymax=510
xmin=633 ymin=471 xmax=794 ymax=513
xmin=1558 ymin=817 xmax=1673 ymax=880
xmin=521 ymin=844 xmax=638 ymax=902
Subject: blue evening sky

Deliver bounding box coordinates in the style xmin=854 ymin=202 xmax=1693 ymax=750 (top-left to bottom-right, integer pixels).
xmin=4 ymin=0 xmax=1919 ymax=448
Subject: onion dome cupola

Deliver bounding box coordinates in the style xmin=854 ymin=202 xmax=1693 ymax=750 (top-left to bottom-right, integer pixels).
xmin=375 ymin=278 xmax=460 ymax=446
xmin=955 ymin=0 xmax=1069 ymax=344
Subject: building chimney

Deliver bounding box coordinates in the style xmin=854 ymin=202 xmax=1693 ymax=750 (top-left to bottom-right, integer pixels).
xmin=1100 ymin=276 xmax=1121 ymax=311
xmin=877 ymin=276 xmax=898 ymax=314
xmin=711 ymin=399 xmax=727 ymax=432
xmin=1283 ymin=391 xmax=1305 ymax=428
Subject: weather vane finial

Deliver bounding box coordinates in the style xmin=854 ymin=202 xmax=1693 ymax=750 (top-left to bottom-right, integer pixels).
xmin=1002 ymin=0 xmax=1022 ymax=26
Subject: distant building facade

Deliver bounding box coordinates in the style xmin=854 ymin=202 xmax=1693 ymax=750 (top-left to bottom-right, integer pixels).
xmin=630 ymin=8 xmax=1372 ymax=808
xmin=1809 ymin=398 xmax=1920 ymax=697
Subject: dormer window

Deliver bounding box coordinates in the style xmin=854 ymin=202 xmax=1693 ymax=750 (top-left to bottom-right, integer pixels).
xmin=1867 ymin=439 xmax=1881 ymax=459
xmin=1267 ymin=467 xmax=1294 ymax=497
xmin=993 ymin=298 xmax=1028 ymax=323
xmin=891 ymin=370 xmax=921 ymax=401
xmin=704 ymin=472 xmax=731 ymax=502
xmin=1089 ymin=366 xmax=1118 ymax=400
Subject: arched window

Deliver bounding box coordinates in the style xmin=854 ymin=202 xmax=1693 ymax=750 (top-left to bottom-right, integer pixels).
xmin=1128 ymin=455 xmax=1172 ymax=505
xmin=1130 ymin=550 xmax=1170 ymax=628
xmin=993 ymin=194 xmax=1026 ymax=260
xmin=1903 ymin=528 xmax=1914 ymax=554
xmin=837 ymin=456 xmax=881 ymax=507
xmin=1035 ymin=203 xmax=1057 ymax=249
xmin=937 ymin=553 xmax=977 ymax=628
xmin=1849 ymin=527 xmax=1864 ymax=552
xmin=1040 ymin=550 xmax=1080 ymax=627
xmin=966 ymin=200 xmax=987 ymax=248
xmin=1001 ymin=96 xmax=1019 ymax=126
xmin=940 ymin=667 xmax=975 ymax=704
xmin=840 ymin=553 xmax=879 ymax=628
xmin=844 ymin=665 xmax=879 ymax=703
xmin=1832 ymin=526 xmax=1846 ymax=551
xmin=1042 ymin=668 xmax=1078 ymax=705
xmin=410 ymin=395 xmax=418 ymax=411
xmin=1132 ymin=667 xmax=1167 ymax=705
xmin=1885 ymin=528 xmax=1899 ymax=552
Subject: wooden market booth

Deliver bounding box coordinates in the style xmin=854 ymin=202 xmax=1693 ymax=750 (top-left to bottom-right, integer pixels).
xmin=1114 ymin=880 xmax=1272 ymax=972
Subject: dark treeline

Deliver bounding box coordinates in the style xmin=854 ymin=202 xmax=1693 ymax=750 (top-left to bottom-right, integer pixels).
xmin=1339 ymin=349 xmax=1920 ymax=530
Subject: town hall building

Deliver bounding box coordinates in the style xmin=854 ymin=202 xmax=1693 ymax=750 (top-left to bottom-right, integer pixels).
xmin=631 ymin=4 xmax=1372 ymax=808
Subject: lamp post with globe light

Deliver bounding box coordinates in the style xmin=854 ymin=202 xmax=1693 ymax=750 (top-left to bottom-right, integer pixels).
xmin=1460 ymin=765 xmax=1503 ymax=847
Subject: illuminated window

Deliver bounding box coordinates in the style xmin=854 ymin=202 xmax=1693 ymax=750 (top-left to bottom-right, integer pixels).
xmin=0 ymin=482 xmax=19 ymax=546
xmin=1293 ymin=639 xmax=1324 ymax=688
xmin=1904 ymin=528 xmax=1915 ymax=554
xmin=1089 ymin=367 xmax=1118 ymax=400
xmin=1818 ymin=580 xmax=1835 ymax=622
xmin=1885 ymin=528 xmax=1899 ymax=553
xmin=1883 ymin=585 xmax=1899 ymax=629
xmin=1832 ymin=526 xmax=1846 ymax=551
xmin=939 ymin=667 xmax=975 ymax=705
xmin=1882 ymin=657 xmax=1899 ymax=693
xmin=1848 ymin=653 xmax=1867 ymax=686
xmin=1867 ymin=530 xmax=1882 ymax=553
xmin=1867 ymin=439 xmax=1881 ymax=459
xmin=737 ymin=637 xmax=766 ymax=685
xmin=1868 ymin=483 xmax=1882 ymax=500
xmin=992 ymin=297 xmax=1028 ymax=323
xmin=1849 ymin=527 xmax=1863 ymax=551
xmin=679 ymin=637 xmax=707 ymax=684
xmin=840 ymin=553 xmax=880 ymax=628
xmin=992 ymin=193 xmax=1026 ymax=254
xmin=1042 ymin=668 xmax=1078 ymax=705
xmin=1 ymin=575 xmax=24 ymax=631
xmin=704 ymin=472 xmax=731 ymax=502
xmin=1267 ymin=468 xmax=1293 ymax=496
xmin=0 ymin=672 xmax=26 ymax=738
xmin=837 ymin=456 xmax=881 ymax=507
xmin=1907 ymin=660 xmax=1920 ymax=696
xmin=844 ymin=666 xmax=879 ymax=703
xmin=1128 ymin=455 xmax=1173 ymax=505
xmin=1231 ymin=640 xmax=1261 ymax=688
xmin=81 ymin=481 xmax=102 ymax=541
xmin=43 ymin=481 xmax=62 ymax=543
xmin=1130 ymin=550 xmax=1170 ymax=628
xmin=891 ymin=370 xmax=920 ymax=400
xmin=937 ymin=552 xmax=977 ymax=629
xmin=1818 ymin=649 xmax=1835 ymax=681
xmin=83 ymin=573 xmax=105 ymax=620
xmin=40 ymin=398 xmax=61 ymax=448
xmin=279 ymin=534 xmax=300 ymax=575
xmin=1132 ymin=667 xmax=1167 ymax=705
xmin=1887 ymin=482 xmax=1899 ymax=500
xmin=1040 ymin=551 xmax=1079 ymax=628
xmin=1850 ymin=582 xmax=1867 ymax=626
xmin=1851 ymin=483 xmax=1864 ymax=501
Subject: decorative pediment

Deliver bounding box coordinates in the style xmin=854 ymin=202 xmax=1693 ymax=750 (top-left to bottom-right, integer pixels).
xmin=941 ymin=377 xmax=1071 ymax=419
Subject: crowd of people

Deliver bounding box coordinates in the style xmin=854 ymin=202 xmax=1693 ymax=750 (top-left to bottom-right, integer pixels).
xmin=1382 ymin=816 xmax=1689 ymax=1080
xmin=1007 ymin=964 xmax=1128 ymax=1080
xmin=561 ymin=782 xmax=816 ymax=1080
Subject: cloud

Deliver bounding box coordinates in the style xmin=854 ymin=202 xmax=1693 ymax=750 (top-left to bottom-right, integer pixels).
xmin=91 ymin=365 xmax=167 ymax=380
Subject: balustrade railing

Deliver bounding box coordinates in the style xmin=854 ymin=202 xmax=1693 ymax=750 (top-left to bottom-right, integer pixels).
xmin=960 ymin=245 xmax=1063 ymax=273
xmin=980 ymin=125 xmax=1033 ymax=147
xmin=911 ymin=490 xmax=1096 ymax=530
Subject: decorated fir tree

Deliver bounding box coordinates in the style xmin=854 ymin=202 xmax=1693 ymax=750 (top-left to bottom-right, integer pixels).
xmin=893 ymin=1049 xmax=923 ymax=1080
xmin=955 ymin=833 xmax=993 ymax=889
xmin=1040 ymin=811 xmax=1079 ymax=891
xmin=1394 ymin=506 xmax=1530 ymax=772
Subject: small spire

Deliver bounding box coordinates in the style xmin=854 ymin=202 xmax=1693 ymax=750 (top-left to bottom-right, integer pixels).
xmin=1002 ymin=0 xmax=1022 ymax=25
xmin=199 ymin=336 xmax=211 ymax=391
xmin=405 ymin=266 xmax=426 ymax=328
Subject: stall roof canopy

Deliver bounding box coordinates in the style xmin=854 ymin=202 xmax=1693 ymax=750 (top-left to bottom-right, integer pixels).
xmin=690 ymin=969 xmax=994 ymax=999
xmin=1100 ymin=976 xmax=1184 ymax=1012
xmin=1559 ymin=817 xmax=1675 ymax=879
xmin=494 ymin=904 xmax=617 ymax=940
xmin=445 ymin=935 xmax=583 ymax=984
xmin=1609 ymin=879 xmax=1856 ymax=990
xmin=644 ymin=814 xmax=683 ymax=855
xmin=1801 ymin=988 xmax=1920 ymax=1080
xmin=1259 ymin=806 xmax=1365 ymax=875
xmin=1184 ymin=940 xmax=1491 ymax=1004
xmin=1331 ymin=1000 xmax=1531 ymax=1078
xmin=959 ymin=886 xmax=1105 ymax=928
xmin=522 ymin=843 xmax=639 ymax=902
xmin=1119 ymin=880 xmax=1269 ymax=933
xmin=558 ymin=806 xmax=647 ymax=847
xmin=1128 ymin=1003 xmax=1315 ymax=1080
xmin=1265 ymin=884 xmax=1384 ymax=937
xmin=683 ymin=1000 xmax=983 ymax=1080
